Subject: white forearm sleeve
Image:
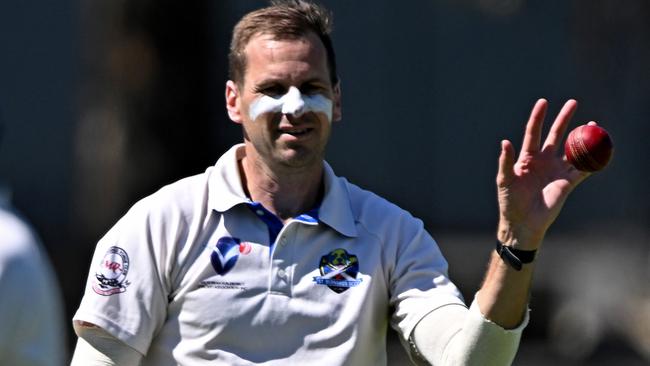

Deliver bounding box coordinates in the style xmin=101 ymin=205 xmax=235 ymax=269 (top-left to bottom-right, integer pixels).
xmin=412 ymin=294 xmax=528 ymax=365
xmin=71 ymin=323 xmax=143 ymax=366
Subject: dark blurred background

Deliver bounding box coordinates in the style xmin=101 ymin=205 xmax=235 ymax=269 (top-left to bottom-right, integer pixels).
xmin=0 ymin=0 xmax=648 ymax=364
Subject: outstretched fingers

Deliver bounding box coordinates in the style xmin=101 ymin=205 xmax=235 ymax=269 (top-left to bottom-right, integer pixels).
xmin=520 ymin=99 xmax=548 ymax=154
xmin=542 ymin=99 xmax=578 ymax=152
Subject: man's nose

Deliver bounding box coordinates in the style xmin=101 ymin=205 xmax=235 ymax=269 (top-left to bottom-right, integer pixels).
xmin=281 ymin=87 xmax=306 ymax=117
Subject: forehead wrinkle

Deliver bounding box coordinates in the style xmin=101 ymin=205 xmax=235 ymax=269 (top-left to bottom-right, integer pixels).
xmin=251 ymin=34 xmax=313 ymax=60
xmin=243 ymin=33 xmax=330 ymax=89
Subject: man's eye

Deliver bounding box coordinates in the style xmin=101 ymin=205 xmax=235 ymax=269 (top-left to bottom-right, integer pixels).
xmin=301 ymin=84 xmax=324 ymax=95
xmin=258 ymin=85 xmax=286 ymax=96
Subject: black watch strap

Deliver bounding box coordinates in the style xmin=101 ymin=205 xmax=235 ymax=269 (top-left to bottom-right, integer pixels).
xmin=495 ymin=240 xmax=537 ymax=271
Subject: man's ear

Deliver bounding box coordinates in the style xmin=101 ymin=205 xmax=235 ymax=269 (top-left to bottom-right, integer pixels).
xmin=332 ymin=80 xmax=342 ymax=122
xmin=226 ymin=80 xmax=243 ymax=123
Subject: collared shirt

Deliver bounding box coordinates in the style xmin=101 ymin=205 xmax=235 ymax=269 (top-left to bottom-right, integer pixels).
xmin=73 ymin=144 xmax=464 ymax=366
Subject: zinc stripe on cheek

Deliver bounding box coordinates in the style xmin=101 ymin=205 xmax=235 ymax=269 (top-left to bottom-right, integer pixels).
xmin=249 ymin=86 xmax=333 ymax=122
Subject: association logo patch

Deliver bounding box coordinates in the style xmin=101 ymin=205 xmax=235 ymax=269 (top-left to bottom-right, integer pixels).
xmin=210 ymin=236 xmax=250 ymax=276
xmin=92 ymin=246 xmax=131 ymax=296
xmin=313 ymin=248 xmax=363 ymax=293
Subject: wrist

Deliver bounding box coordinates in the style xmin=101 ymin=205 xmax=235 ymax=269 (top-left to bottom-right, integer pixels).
xmin=497 ymin=222 xmax=543 ymax=250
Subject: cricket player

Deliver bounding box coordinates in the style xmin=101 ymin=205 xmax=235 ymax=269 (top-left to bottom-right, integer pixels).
xmin=71 ymin=1 xmax=592 ymax=365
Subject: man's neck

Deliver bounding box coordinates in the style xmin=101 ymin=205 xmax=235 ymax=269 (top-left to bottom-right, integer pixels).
xmin=238 ymin=155 xmax=324 ymax=223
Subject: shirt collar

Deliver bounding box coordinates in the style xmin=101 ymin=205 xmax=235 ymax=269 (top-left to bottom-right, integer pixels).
xmin=208 ymin=144 xmax=358 ymax=238
xmin=208 ymin=144 xmax=250 ymax=213
xmin=319 ymin=161 xmax=358 ymax=237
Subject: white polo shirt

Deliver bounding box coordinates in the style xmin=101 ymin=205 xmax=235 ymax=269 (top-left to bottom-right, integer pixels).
xmin=74 ymin=144 xmax=464 ymax=365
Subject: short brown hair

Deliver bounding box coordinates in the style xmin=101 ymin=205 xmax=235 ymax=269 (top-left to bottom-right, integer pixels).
xmin=228 ymin=0 xmax=338 ymax=86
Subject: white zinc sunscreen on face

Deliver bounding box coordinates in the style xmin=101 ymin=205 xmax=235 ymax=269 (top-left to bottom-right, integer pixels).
xmin=249 ymin=86 xmax=333 ymax=122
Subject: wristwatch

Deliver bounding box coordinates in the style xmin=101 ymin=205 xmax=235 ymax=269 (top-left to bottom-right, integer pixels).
xmin=495 ymin=240 xmax=537 ymax=271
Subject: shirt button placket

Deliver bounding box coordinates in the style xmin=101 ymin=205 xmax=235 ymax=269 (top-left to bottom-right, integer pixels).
xmin=270 ymin=226 xmax=294 ymax=296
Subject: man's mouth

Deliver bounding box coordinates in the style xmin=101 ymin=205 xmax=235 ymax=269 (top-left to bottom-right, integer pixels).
xmin=279 ymin=128 xmax=311 ymax=136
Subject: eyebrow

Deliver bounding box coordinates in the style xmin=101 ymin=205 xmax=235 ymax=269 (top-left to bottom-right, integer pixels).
xmin=254 ymin=76 xmax=329 ymax=88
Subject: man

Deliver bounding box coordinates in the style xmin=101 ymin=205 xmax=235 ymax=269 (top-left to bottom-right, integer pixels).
xmin=0 ymin=115 xmax=66 ymax=365
xmin=0 ymin=196 xmax=67 ymax=366
xmin=72 ymin=1 xmax=591 ymax=365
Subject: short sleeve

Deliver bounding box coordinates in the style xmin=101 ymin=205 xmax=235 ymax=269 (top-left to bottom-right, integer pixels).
xmin=73 ymin=197 xmax=171 ymax=355
xmin=388 ymin=216 xmax=465 ymax=349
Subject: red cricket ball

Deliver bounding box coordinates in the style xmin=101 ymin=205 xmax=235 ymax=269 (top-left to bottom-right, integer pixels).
xmin=564 ymin=124 xmax=614 ymax=172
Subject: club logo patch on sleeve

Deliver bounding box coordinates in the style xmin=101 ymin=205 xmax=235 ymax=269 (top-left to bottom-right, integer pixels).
xmin=313 ymin=248 xmax=362 ymax=293
xmin=92 ymin=246 xmax=131 ymax=296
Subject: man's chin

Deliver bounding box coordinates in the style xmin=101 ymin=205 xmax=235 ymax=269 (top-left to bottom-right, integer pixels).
xmin=275 ymin=148 xmax=322 ymax=169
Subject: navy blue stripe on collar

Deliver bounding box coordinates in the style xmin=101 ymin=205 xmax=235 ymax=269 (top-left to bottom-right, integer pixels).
xmin=246 ymin=201 xmax=320 ymax=247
